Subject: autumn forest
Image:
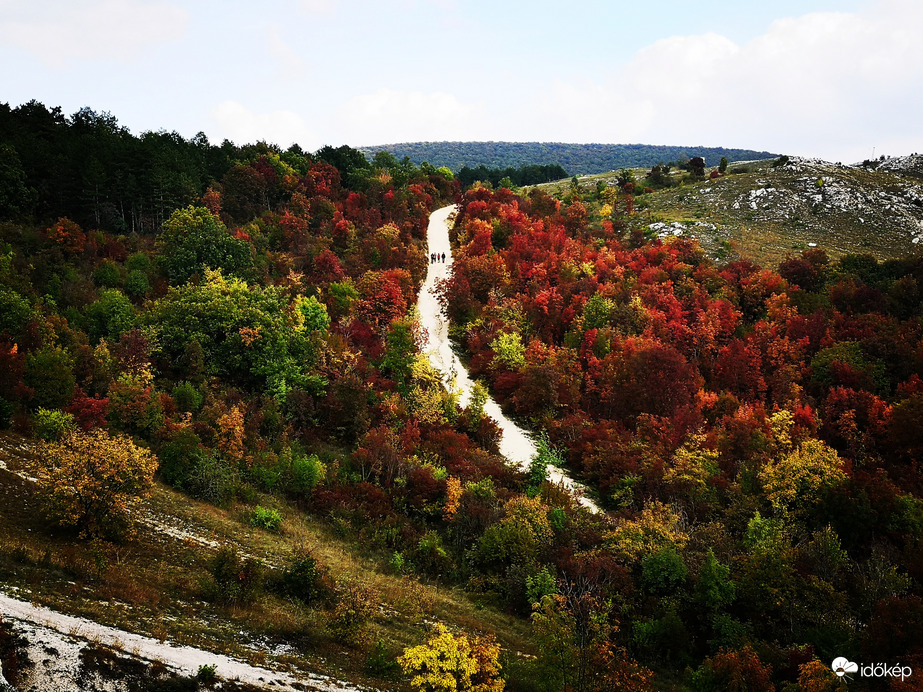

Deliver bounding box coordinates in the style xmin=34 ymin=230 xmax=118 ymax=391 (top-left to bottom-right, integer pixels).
xmin=1 ymin=101 xmax=922 ymax=691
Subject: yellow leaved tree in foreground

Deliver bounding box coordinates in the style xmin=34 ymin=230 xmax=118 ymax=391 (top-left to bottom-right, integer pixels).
xmin=37 ymin=429 xmax=158 ymax=539
xmin=398 ymin=622 xmax=503 ymax=692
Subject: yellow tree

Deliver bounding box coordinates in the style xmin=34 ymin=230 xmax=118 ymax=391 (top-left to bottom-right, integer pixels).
xmin=759 ymin=438 xmax=847 ymax=517
xmin=398 ymin=623 xmax=504 ymax=692
xmin=38 ymin=429 xmax=158 ymax=539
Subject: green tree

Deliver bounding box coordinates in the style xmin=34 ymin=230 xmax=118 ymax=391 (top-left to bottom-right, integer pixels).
xmin=148 ymin=269 xmax=327 ymax=398
xmin=696 ymin=549 xmax=736 ymax=615
xmin=156 ymin=205 xmax=251 ymax=284
xmin=85 ymin=288 xmax=134 ymax=343
xmin=25 ymin=346 xmax=76 ymax=409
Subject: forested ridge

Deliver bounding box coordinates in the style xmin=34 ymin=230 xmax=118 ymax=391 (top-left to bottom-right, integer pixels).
xmin=359 ymin=141 xmax=778 ymax=175
xmin=0 ymin=99 xmax=920 ymax=692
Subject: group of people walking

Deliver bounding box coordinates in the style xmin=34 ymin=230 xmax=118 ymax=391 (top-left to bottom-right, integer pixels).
xmin=430 ymin=252 xmax=446 ymax=264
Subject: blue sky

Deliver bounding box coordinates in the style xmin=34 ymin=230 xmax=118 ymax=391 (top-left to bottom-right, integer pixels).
xmin=1 ymin=0 xmax=920 ymax=163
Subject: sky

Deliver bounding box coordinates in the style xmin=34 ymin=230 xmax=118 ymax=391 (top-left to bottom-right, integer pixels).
xmin=1 ymin=0 xmax=921 ymax=163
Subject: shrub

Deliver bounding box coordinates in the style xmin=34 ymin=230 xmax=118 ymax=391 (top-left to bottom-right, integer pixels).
xmin=186 ymin=451 xmax=236 ymax=506
xmin=366 ymin=640 xmax=401 ymax=677
xmin=37 ymin=429 xmax=158 ymax=540
xmin=124 ymin=269 xmax=150 ymax=300
xmin=171 ymin=381 xmax=203 ymax=413
xmin=248 ymin=505 xmax=282 ymax=532
xmin=398 ymin=623 xmax=504 ymax=692
xmin=32 ymin=407 xmax=77 ymax=441
xmin=276 ymin=551 xmax=333 ymax=605
xmin=126 ymin=252 xmax=152 ymax=273
xmin=389 ymin=551 xmax=406 ymax=574
xmin=206 ymin=545 xmax=262 ymax=604
xmin=196 ymin=664 xmax=218 ymax=685
xmin=25 ymin=346 xmax=76 ymax=410
xmin=93 ymin=260 xmax=121 ymax=288
xmin=525 ymin=566 xmax=557 ymax=606
xmin=290 ymin=453 xmax=325 ymax=495
xmin=327 ymin=579 xmax=377 ymax=646
xmin=412 ymin=530 xmax=453 ymax=577
xmin=157 ymin=428 xmax=204 ymax=488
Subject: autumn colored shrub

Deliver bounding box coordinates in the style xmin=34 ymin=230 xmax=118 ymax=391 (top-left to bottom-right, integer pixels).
xmin=37 ymin=429 xmax=158 ymax=539
xmin=398 ymin=623 xmax=504 ymax=692
xmin=327 ymin=579 xmax=377 ymax=646
xmin=689 ymin=645 xmax=774 ymax=692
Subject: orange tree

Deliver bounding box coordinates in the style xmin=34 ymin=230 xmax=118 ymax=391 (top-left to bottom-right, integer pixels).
xmin=37 ymin=429 xmax=157 ymax=539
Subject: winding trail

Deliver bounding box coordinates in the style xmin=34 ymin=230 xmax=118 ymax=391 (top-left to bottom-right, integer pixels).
xmin=419 ymin=206 xmax=601 ymax=513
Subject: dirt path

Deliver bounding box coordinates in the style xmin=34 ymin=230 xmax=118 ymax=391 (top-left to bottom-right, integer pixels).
xmin=0 ymin=592 xmax=363 ymax=691
xmin=418 ymin=206 xmax=601 ymax=513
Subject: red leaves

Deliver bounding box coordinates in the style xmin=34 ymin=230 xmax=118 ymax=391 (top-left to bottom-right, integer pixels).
xmin=45 ymin=217 xmax=86 ymax=255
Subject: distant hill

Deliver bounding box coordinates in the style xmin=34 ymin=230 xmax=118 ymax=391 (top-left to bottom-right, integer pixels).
xmin=537 ymin=154 xmax=923 ymax=268
xmin=358 ymin=141 xmax=778 ymax=175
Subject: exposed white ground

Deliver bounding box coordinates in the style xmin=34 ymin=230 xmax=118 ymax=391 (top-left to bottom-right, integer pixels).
xmin=0 ymin=592 xmax=365 ymax=691
xmin=418 ymin=206 xmax=600 ymax=513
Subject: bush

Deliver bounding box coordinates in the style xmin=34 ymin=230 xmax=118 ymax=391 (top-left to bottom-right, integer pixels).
xmin=157 ymin=428 xmax=204 ymax=488
xmin=171 ymin=382 xmax=203 ymax=413
xmin=25 ymin=346 xmax=76 ymax=410
xmin=388 ymin=551 xmax=406 ymax=574
xmin=33 ymin=407 xmax=77 ymax=441
xmin=248 ymin=505 xmax=282 ymax=532
xmin=290 ymin=453 xmax=325 ymax=496
xmin=186 ymin=451 xmax=236 ymax=506
xmin=276 ymin=551 xmax=333 ymax=605
xmin=37 ymin=429 xmax=158 ymax=540
xmin=206 ymin=545 xmax=262 ymax=604
xmin=93 ymin=260 xmax=121 ymax=288
xmin=124 ymin=270 xmax=150 ymax=300
xmin=327 ymin=579 xmax=377 ymax=646
xmin=195 ymin=664 xmax=217 ymax=685
xmin=365 ymin=639 xmax=401 ymax=677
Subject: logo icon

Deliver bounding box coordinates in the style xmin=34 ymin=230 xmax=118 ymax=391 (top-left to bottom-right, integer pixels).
xmin=832 ymin=657 xmax=859 ymax=682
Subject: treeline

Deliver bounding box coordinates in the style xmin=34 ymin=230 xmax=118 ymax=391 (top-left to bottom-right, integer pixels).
xmin=0 ymin=100 xmax=428 ymax=233
xmin=359 ymin=141 xmax=777 ymax=175
xmin=457 ymin=163 xmax=569 ymax=188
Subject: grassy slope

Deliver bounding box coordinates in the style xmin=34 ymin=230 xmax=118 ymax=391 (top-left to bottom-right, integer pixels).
xmin=539 ymin=156 xmax=923 ymax=268
xmin=0 ymin=432 xmax=536 ymax=691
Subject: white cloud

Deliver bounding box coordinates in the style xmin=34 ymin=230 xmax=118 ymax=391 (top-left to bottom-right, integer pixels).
xmin=0 ymin=0 xmax=187 ymax=69
xmin=299 ymin=0 xmax=338 ymax=14
xmin=340 ymin=89 xmax=483 ymax=144
xmin=538 ymin=0 xmax=923 ymax=161
xmin=211 ymin=100 xmax=320 ymax=150
xmin=266 ymin=25 xmax=307 ymax=80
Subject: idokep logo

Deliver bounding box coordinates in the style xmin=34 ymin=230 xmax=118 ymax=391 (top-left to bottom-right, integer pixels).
xmin=831 ymin=658 xmax=858 ymax=681
xmin=832 ymin=657 xmax=913 ymax=683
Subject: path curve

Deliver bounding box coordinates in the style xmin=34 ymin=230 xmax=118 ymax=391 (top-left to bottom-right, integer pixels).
xmin=0 ymin=593 xmax=361 ymax=691
xmin=419 ymin=206 xmax=600 ymax=513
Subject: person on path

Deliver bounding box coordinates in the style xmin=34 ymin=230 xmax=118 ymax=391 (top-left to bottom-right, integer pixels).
xmin=441 ymin=252 xmax=446 ymax=263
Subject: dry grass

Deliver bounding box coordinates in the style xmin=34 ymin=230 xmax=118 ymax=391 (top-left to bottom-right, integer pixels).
xmin=0 ymin=432 xmax=537 ymax=690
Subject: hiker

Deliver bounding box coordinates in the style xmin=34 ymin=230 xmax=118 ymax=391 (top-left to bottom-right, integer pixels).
xmin=441 ymin=252 xmax=446 ymax=263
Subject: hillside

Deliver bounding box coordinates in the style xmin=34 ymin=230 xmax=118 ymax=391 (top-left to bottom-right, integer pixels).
xmin=358 ymin=141 xmax=777 ymax=175
xmin=538 ymin=155 xmax=923 ymax=268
